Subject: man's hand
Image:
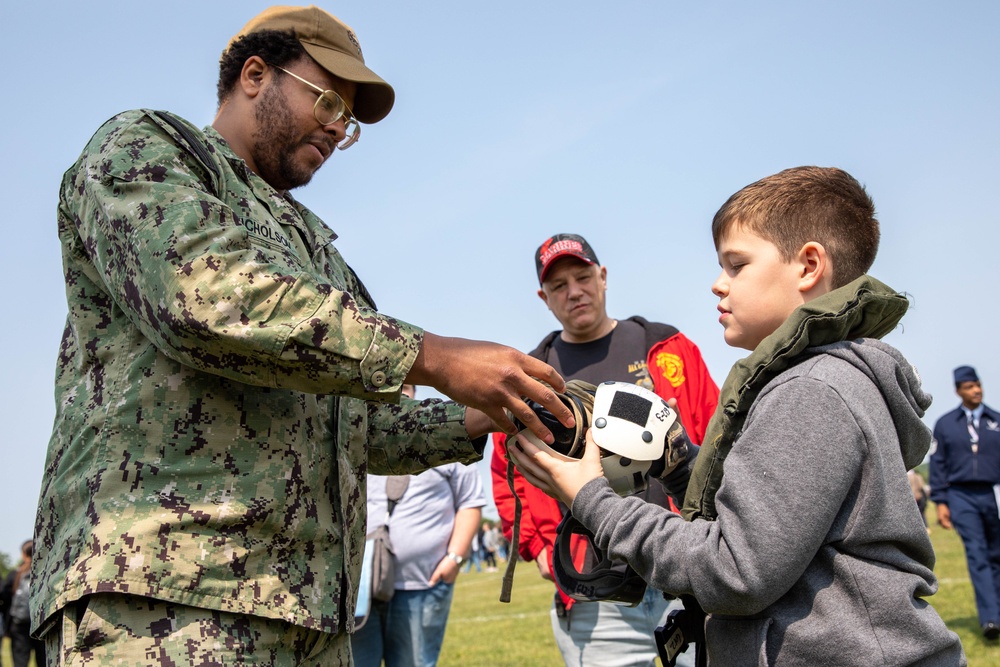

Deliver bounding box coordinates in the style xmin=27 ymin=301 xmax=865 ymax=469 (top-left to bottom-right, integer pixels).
xmin=429 ymin=555 xmax=462 ymax=585
xmin=507 ymin=430 xmax=604 ymax=508
xmin=535 ymin=546 xmax=554 ymax=581
xmin=936 ymin=503 xmax=953 ymax=530
xmin=407 ymin=332 xmax=574 ymax=444
xmin=464 ymin=408 xmax=494 ymax=440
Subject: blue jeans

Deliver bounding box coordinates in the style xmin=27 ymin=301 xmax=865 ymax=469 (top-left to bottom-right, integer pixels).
xmin=352 ymin=582 xmax=455 ymax=667
xmin=463 ymin=549 xmax=482 ymax=573
xmin=551 ymin=588 xmax=694 ymax=667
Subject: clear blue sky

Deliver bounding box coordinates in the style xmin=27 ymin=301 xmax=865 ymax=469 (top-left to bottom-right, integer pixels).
xmin=1 ymin=0 xmax=997 ymax=562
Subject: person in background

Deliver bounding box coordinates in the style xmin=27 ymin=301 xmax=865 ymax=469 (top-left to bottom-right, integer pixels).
xmin=2 ymin=541 xmax=44 ymax=667
xmin=491 ymin=233 xmax=719 ymax=667
xmin=481 ymin=521 xmax=499 ymax=572
xmin=352 ymin=386 xmax=485 ymax=667
xmin=929 ymin=365 xmax=1000 ymax=640
xmin=492 ymin=524 xmax=509 ymax=562
xmin=463 ymin=530 xmax=483 ymax=574
xmin=908 ymin=468 xmax=929 ymax=529
xmin=31 ymin=6 xmax=573 ymax=665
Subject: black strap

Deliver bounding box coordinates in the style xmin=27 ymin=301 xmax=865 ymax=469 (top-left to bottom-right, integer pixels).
xmin=499 ymin=458 xmax=522 ymax=603
xmin=151 ymin=110 xmax=221 ymax=189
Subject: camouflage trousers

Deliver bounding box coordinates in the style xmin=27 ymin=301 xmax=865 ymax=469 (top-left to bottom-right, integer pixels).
xmin=42 ymin=594 xmax=351 ymax=666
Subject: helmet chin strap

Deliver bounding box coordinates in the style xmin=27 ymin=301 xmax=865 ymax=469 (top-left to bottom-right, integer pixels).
xmin=498 ymin=456 xmax=521 ymax=604
xmin=500 ymin=381 xmax=596 ymax=603
xmin=552 ymin=514 xmax=648 ymax=606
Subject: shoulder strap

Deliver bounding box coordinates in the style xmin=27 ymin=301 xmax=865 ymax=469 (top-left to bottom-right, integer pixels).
xmin=527 ymin=331 xmax=560 ymax=361
xmin=149 ymin=110 xmax=222 ymax=195
xmin=385 ymin=475 xmax=410 ymax=515
xmin=624 ymin=316 xmax=679 ymax=354
xmin=152 ymin=111 xmax=219 ymax=181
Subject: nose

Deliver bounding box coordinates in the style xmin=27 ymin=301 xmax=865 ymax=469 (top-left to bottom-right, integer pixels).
xmin=711 ymin=271 xmax=727 ymax=297
xmin=321 ymin=117 xmax=348 ymax=142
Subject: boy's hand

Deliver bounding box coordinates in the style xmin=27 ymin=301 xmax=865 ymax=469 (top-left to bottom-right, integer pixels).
xmin=507 ymin=430 xmax=605 ymax=507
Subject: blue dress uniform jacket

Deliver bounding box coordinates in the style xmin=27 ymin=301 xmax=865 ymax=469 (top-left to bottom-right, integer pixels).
xmin=929 ymin=404 xmax=1000 ymax=501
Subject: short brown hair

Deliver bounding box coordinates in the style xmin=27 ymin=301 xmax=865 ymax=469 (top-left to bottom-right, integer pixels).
xmin=712 ymin=166 xmax=879 ymax=288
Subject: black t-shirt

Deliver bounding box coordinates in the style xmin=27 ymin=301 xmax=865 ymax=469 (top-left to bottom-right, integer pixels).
xmin=547 ymin=319 xmax=654 ymax=390
xmin=544 ymin=318 xmax=674 ymax=536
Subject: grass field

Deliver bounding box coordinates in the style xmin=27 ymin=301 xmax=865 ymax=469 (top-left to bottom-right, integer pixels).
xmin=3 ymin=505 xmax=994 ymax=666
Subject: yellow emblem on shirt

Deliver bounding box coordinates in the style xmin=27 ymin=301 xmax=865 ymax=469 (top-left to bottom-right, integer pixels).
xmin=655 ymin=352 xmax=685 ymax=388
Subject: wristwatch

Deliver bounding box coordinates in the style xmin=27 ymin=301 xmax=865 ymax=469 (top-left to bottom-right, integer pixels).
xmin=446 ymin=551 xmax=464 ymax=566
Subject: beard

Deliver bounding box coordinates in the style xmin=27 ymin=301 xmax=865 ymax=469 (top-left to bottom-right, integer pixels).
xmin=251 ymin=85 xmax=319 ymax=191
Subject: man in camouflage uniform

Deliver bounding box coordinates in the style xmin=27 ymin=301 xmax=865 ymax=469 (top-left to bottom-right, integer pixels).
xmin=31 ymin=6 xmax=571 ymax=666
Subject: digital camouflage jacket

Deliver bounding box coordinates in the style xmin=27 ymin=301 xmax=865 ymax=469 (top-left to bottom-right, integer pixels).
xmin=32 ymin=110 xmax=481 ymax=639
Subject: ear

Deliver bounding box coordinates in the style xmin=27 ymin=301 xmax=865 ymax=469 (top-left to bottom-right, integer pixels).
xmin=537 ymin=287 xmax=550 ymax=308
xmin=239 ymin=56 xmax=269 ymax=99
xmin=598 ymin=265 xmax=607 ymax=288
xmin=797 ymin=242 xmax=829 ymax=294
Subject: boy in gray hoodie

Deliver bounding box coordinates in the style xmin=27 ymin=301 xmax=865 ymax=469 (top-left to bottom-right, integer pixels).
xmin=509 ymin=166 xmax=966 ymax=666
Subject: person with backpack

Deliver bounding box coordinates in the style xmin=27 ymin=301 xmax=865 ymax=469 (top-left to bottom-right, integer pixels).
xmin=491 ymin=234 xmax=719 ymax=666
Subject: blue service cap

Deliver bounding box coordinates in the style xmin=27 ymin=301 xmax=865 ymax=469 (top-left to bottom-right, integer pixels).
xmin=954 ymin=365 xmax=980 ymax=384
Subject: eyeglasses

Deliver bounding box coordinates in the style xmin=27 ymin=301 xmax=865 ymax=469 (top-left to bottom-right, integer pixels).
xmin=269 ymin=64 xmax=360 ymax=150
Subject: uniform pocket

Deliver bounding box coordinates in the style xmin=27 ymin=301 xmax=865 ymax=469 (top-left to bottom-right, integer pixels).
xmin=73 ymin=595 xmax=120 ymax=653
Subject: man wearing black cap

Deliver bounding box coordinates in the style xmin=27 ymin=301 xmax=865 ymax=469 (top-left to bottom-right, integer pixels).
xmin=30 ymin=6 xmax=573 ymax=665
xmin=930 ymin=365 xmax=1000 ymax=640
xmin=490 ymin=234 xmax=719 ymax=666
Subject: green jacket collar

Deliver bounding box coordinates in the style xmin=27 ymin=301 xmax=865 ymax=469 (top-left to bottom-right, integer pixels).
xmin=681 ymin=275 xmax=909 ymax=521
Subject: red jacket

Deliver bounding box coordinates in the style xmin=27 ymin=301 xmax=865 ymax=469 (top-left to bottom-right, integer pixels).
xmin=491 ymin=319 xmax=719 ymax=607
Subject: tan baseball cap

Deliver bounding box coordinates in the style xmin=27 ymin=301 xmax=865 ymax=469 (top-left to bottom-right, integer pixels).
xmin=230 ymin=5 xmax=395 ymax=124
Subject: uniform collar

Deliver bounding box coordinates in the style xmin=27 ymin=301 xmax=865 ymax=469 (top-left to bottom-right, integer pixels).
xmin=963 ymin=405 xmax=984 ymax=421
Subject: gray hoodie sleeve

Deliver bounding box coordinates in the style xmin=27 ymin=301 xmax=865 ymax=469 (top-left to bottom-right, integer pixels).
xmin=572 ymin=373 xmax=865 ymax=616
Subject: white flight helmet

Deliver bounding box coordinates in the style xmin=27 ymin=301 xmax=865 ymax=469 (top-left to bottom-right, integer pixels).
xmin=516 ymin=381 xmax=677 ymax=496
xmin=590 ymin=381 xmax=677 ymax=496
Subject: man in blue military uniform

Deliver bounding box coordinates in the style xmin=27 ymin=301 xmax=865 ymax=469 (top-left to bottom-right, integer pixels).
xmin=930 ymin=365 xmax=1000 ymax=640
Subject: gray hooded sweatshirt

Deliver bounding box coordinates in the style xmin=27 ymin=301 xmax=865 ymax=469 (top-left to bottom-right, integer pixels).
xmin=573 ymin=338 xmax=965 ymax=666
